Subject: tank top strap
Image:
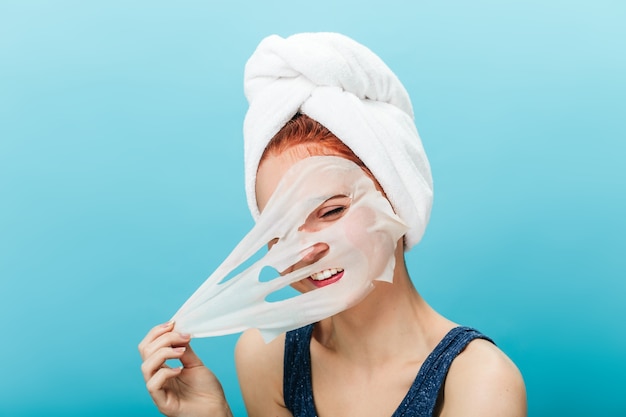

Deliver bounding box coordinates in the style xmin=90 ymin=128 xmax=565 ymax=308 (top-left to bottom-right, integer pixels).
xmin=392 ymin=326 xmax=494 ymax=417
xmin=283 ymin=324 xmax=317 ymax=417
xmin=284 ymin=325 xmax=494 ymax=417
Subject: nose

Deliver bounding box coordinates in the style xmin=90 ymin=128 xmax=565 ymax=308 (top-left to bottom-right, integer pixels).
xmin=301 ymin=242 xmax=329 ymax=264
xmin=280 ymin=242 xmax=329 ymax=275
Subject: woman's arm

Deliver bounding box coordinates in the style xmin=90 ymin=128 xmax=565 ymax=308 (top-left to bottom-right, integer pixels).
xmin=439 ymin=338 xmax=527 ymax=417
xmin=235 ymin=329 xmax=294 ymax=417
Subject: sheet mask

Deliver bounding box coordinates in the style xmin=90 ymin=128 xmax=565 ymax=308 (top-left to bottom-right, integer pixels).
xmin=171 ymin=156 xmax=408 ymax=342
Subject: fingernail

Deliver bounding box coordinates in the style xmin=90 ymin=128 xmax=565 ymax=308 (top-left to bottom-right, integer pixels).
xmin=173 ymin=347 xmax=186 ymax=353
xmin=161 ymin=321 xmax=173 ymax=328
xmin=179 ymin=333 xmax=191 ymax=339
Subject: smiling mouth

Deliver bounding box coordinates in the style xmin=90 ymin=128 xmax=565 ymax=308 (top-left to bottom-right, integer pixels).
xmin=308 ymin=268 xmax=344 ymax=288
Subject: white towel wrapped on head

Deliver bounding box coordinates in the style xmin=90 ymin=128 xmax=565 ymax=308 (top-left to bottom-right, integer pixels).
xmin=243 ymin=32 xmax=433 ymax=250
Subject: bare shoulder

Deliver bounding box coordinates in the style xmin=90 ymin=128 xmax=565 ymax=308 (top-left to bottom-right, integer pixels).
xmin=235 ymin=329 xmax=292 ymax=416
xmin=441 ymin=338 xmax=527 ymax=417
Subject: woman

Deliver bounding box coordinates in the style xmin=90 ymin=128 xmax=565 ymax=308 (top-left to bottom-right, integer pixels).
xmin=139 ymin=33 xmax=527 ymax=417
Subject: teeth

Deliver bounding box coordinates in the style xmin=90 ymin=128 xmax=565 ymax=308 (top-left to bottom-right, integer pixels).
xmin=310 ymin=268 xmax=344 ymax=281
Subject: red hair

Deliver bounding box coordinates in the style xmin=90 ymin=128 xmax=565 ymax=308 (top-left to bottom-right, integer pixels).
xmin=260 ymin=113 xmax=375 ymax=181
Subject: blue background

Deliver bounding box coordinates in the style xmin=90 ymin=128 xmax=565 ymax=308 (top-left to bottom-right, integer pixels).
xmin=1 ymin=1 xmax=624 ymax=416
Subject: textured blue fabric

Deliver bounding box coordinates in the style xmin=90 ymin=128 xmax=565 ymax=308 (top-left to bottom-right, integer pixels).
xmin=283 ymin=325 xmax=494 ymax=417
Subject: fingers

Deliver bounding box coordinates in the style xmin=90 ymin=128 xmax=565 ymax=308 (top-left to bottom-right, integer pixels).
xmin=138 ymin=322 xmax=191 ymax=360
xmin=139 ymin=322 xmax=196 ymax=385
xmin=140 ymin=345 xmax=187 ymax=383
xmin=138 ymin=321 xmax=175 ymax=358
xmin=146 ymin=366 xmax=183 ymax=406
xmin=143 ymin=331 xmax=191 ymax=362
xmin=179 ymin=343 xmax=204 ymax=369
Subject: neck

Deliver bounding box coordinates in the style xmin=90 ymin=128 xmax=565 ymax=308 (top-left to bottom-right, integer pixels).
xmin=314 ymin=249 xmax=454 ymax=367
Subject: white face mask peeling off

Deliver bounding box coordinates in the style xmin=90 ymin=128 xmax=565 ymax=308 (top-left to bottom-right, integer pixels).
xmin=171 ymin=156 xmax=408 ymax=342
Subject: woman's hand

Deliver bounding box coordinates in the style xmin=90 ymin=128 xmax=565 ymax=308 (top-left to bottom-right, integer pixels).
xmin=138 ymin=322 xmax=233 ymax=417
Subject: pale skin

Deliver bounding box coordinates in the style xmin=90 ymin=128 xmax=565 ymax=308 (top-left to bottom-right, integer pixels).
xmin=139 ymin=144 xmax=527 ymax=417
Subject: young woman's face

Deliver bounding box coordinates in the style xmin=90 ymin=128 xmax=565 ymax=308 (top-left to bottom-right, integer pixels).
xmin=256 ymin=144 xmax=395 ymax=293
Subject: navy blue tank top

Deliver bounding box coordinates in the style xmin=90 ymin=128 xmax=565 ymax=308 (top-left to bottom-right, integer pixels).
xmin=283 ymin=325 xmax=493 ymax=417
